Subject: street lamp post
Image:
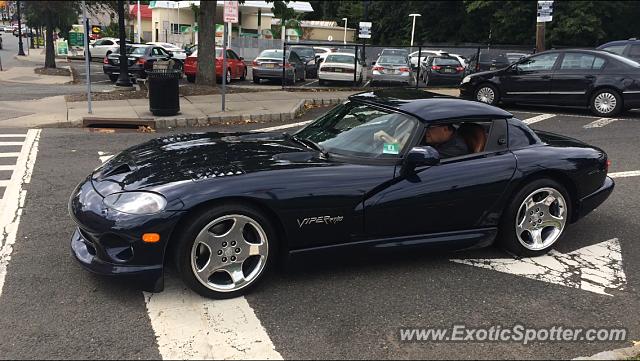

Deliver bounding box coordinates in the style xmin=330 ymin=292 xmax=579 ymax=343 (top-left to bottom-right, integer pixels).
xmin=342 ymin=18 xmax=347 ymax=44
xmin=115 ymin=0 xmax=132 ymax=87
xmin=409 ymin=13 xmax=421 ymax=48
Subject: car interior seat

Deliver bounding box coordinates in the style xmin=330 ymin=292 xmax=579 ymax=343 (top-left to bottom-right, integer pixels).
xmin=458 ymin=123 xmax=487 ymax=153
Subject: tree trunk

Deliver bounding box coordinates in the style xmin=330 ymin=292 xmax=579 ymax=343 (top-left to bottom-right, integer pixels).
xmin=45 ymin=19 xmax=56 ymax=69
xmin=196 ymin=1 xmax=217 ymax=86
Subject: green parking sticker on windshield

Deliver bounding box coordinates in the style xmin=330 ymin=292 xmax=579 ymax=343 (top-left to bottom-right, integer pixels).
xmin=383 ymin=143 xmax=400 ymax=154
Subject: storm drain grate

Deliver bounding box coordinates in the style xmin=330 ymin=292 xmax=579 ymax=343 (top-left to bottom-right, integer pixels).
xmin=82 ymin=117 xmax=156 ymax=130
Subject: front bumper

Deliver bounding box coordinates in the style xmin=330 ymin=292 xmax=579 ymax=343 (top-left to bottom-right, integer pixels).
xmin=426 ymin=72 xmax=464 ymax=85
xmin=318 ymin=71 xmax=357 ymax=82
xmin=103 ymin=64 xmax=146 ymax=78
xmin=69 ymin=177 xmax=183 ymax=292
xmin=573 ymin=176 xmax=615 ymax=222
xmin=459 ymin=82 xmax=475 ymax=99
xmin=371 ymin=73 xmax=414 ymax=85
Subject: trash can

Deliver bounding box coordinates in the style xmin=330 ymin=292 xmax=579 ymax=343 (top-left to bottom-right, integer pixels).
xmin=147 ymin=69 xmax=181 ymax=116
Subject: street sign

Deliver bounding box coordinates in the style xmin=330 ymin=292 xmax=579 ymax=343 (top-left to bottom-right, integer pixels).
xmin=537 ymin=0 xmax=553 ymax=22
xmin=68 ymin=32 xmax=84 ymax=47
xmin=224 ymin=1 xmax=239 ymax=23
xmin=359 ymin=21 xmax=372 ymax=39
xmin=91 ymin=25 xmax=101 ymax=35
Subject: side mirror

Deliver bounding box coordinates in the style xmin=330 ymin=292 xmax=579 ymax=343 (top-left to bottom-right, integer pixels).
xmin=402 ymin=146 xmax=440 ymax=175
xmin=240 ymin=56 xmax=244 ymax=61
xmin=371 ymin=61 xmax=376 ymax=65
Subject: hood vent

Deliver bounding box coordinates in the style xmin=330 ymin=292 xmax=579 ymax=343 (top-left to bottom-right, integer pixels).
xmin=102 ymin=163 xmax=132 ymax=177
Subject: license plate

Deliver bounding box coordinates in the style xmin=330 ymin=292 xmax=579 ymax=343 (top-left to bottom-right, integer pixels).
xmin=265 ymin=63 xmax=275 ymax=68
xmin=444 ymin=68 xmax=454 ymax=73
xmin=113 ymin=60 xmax=119 ymax=65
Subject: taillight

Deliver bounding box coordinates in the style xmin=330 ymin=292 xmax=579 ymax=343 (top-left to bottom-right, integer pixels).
xmin=372 ymin=66 xmax=384 ymax=71
xmin=431 ymin=65 xmax=441 ymax=70
xmin=103 ymin=57 xmax=109 ymax=64
xmin=284 ymin=63 xmax=292 ymax=68
xmin=399 ymin=67 xmax=410 ymax=72
xmin=606 ymin=159 xmax=611 ymax=172
xmin=252 ymin=60 xmax=258 ymax=66
xmin=137 ymin=58 xmax=146 ymax=65
xmin=456 ymin=66 xmax=465 ymax=72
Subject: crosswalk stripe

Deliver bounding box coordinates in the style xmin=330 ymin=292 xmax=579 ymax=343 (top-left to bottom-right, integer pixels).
xmin=0 ymin=142 xmax=25 ymax=146
xmin=584 ymin=118 xmax=618 ymax=129
xmin=0 ymin=166 xmax=15 ymax=171
xmin=523 ymin=114 xmax=555 ymax=125
xmin=609 ymin=170 xmax=640 ymax=178
xmin=0 ymin=153 xmax=20 ymax=158
xmin=0 ymin=180 xmax=9 ymax=187
xmin=0 ymin=135 xmax=27 ymax=138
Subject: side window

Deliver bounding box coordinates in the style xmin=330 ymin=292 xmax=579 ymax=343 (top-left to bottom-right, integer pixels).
xmin=94 ymin=40 xmax=104 ymax=46
xmin=422 ymin=121 xmax=492 ymax=159
xmin=508 ymin=119 xmax=541 ymax=149
xmin=103 ymin=40 xmax=114 ymax=46
xmin=560 ymin=53 xmax=599 ymax=70
xmin=593 ymin=57 xmax=606 ymax=69
xmin=516 ymin=53 xmax=559 ymax=72
xmin=289 ymin=52 xmax=300 ymax=63
xmin=601 ymin=45 xmax=626 ymax=55
xmin=227 ymin=50 xmax=238 ymax=60
xmin=628 ymin=44 xmax=640 ymax=58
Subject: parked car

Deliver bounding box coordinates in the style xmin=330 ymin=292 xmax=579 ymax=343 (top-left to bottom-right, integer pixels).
xmin=597 ymin=38 xmax=640 ymax=62
xmin=103 ymin=44 xmax=179 ymax=83
xmin=184 ymin=48 xmax=247 ymax=84
xmin=252 ymin=49 xmax=306 ymax=85
xmin=420 ymin=55 xmax=465 ymax=86
xmin=460 ymin=49 xmax=640 ymax=117
xmin=466 ymin=50 xmax=512 ymax=74
xmin=12 ymin=27 xmax=32 ymax=37
xmin=410 ymin=50 xmax=446 ymax=69
xmin=69 ymin=88 xmax=614 ymax=299
xmin=318 ymin=52 xmax=364 ymax=85
xmin=506 ymin=52 xmax=528 ymax=64
xmin=313 ymin=46 xmax=338 ymax=64
xmin=2 ymin=26 xmax=13 ymax=33
xmin=290 ymin=45 xmax=319 ymax=78
xmin=146 ymin=42 xmax=188 ymax=61
xmin=89 ymin=37 xmax=123 ymax=61
xmin=371 ymin=55 xmax=415 ymax=86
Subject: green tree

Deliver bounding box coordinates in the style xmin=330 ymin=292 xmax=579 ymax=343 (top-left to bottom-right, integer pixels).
xmin=24 ymin=1 xmax=80 ymax=68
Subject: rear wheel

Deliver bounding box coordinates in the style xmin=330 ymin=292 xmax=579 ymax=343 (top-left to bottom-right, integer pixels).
xmin=253 ymin=75 xmax=261 ymax=84
xmin=498 ymin=179 xmax=571 ymax=257
xmin=108 ymin=74 xmax=118 ymax=83
xmin=318 ymin=78 xmax=326 ymax=86
xmin=186 ymin=74 xmax=196 ymax=83
xmin=474 ymin=83 xmax=499 ymax=106
xmin=590 ymin=89 xmax=622 ymax=117
xmin=175 ymin=203 xmax=276 ymax=299
xmin=240 ymin=67 xmax=247 ymax=81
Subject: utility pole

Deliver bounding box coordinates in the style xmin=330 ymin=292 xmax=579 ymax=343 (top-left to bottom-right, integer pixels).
xmin=115 ymin=0 xmax=132 ymax=87
xmin=362 ymin=0 xmax=369 ymax=64
xmin=535 ymin=1 xmax=553 ymax=53
xmin=16 ymin=0 xmax=25 ymax=56
xmin=535 ymin=22 xmax=545 ymax=53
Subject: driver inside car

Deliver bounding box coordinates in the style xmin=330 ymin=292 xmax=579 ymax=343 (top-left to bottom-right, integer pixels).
xmin=424 ymin=124 xmax=469 ymax=158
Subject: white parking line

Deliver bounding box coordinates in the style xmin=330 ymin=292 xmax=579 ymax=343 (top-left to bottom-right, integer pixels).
xmin=609 ymin=170 xmax=640 ymax=178
xmin=584 ymin=118 xmax=619 ymax=129
xmin=253 ymin=120 xmax=313 ymax=132
xmin=0 ymin=153 xmax=21 ymax=158
xmin=0 ymin=166 xmax=15 ymax=171
xmin=302 ymin=80 xmax=319 ymax=87
xmin=0 ymin=180 xmax=10 ymax=187
xmin=0 ymin=142 xmax=26 ymax=146
xmin=0 ymin=129 xmax=41 ymax=298
xmin=0 ymin=134 xmax=26 ymax=138
xmin=523 ymin=113 xmax=555 ymax=125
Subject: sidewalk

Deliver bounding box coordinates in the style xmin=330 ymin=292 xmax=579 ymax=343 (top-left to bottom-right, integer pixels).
xmin=0 ymin=65 xmax=73 ymax=85
xmin=0 ymin=88 xmax=461 ymax=129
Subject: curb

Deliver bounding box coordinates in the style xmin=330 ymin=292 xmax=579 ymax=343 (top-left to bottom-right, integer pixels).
xmin=573 ymin=343 xmax=640 ymax=360
xmin=79 ymin=97 xmax=346 ymax=130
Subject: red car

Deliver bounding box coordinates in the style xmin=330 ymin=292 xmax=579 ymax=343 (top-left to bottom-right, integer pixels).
xmin=184 ymin=48 xmax=247 ymax=83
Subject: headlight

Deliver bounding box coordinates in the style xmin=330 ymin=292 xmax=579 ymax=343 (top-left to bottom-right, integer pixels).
xmin=103 ymin=192 xmax=167 ymax=215
xmin=462 ymin=75 xmax=472 ymax=84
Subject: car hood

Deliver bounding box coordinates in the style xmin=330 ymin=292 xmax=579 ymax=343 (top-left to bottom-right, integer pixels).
xmin=91 ymin=132 xmax=323 ymax=195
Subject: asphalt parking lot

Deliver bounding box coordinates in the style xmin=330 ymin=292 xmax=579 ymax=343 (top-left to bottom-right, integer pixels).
xmin=0 ymin=102 xmax=637 ymax=359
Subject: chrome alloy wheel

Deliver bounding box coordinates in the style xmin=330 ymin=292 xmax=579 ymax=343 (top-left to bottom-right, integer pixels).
xmin=190 ymin=214 xmax=268 ymax=292
xmin=476 ymin=86 xmax=495 ymax=104
xmin=515 ymin=187 xmax=567 ymax=251
xmin=594 ymin=92 xmax=617 ymax=114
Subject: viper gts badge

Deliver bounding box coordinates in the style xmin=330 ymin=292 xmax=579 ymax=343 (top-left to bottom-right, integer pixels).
xmin=297 ymin=215 xmax=344 ymax=228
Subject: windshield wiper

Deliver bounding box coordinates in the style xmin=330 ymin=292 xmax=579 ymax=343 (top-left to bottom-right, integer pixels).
xmin=284 ymin=133 xmax=329 ymax=158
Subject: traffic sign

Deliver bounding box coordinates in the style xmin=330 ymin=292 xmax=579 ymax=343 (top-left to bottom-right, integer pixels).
xmin=537 ymin=0 xmax=553 ymax=22
xmin=359 ymin=21 xmax=372 ymax=39
xmin=224 ymin=1 xmax=239 ymax=23
xmin=91 ymin=26 xmax=101 ymax=35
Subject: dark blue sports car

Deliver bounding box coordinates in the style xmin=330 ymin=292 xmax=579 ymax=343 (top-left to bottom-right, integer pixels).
xmin=69 ymin=89 xmax=614 ymax=299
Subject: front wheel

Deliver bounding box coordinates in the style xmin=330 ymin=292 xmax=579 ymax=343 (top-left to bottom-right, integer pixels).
xmin=175 ymin=204 xmax=276 ymax=299
xmin=498 ymin=179 xmax=571 ymax=257
xmin=590 ymin=89 xmax=622 ymax=117
xmin=474 ymin=84 xmax=499 ymax=106
xmin=108 ymin=74 xmax=118 ymax=83
xmin=318 ymin=78 xmax=326 ymax=86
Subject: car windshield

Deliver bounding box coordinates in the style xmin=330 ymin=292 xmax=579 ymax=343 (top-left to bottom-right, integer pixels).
xmin=382 ymin=49 xmax=408 ymax=56
xmin=295 ymin=102 xmax=418 ymax=158
xmin=378 ymin=56 xmax=407 ymax=65
xmin=259 ymin=50 xmax=284 ymax=59
xmin=325 ymin=54 xmax=354 ymax=64
xmin=127 ymin=46 xmax=147 ymax=55
xmin=291 ymin=47 xmax=315 ymax=58
xmin=433 ymin=57 xmax=460 ymax=66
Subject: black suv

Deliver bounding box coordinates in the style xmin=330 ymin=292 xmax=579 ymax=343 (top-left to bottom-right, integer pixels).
xmin=597 ymin=38 xmax=640 ymax=62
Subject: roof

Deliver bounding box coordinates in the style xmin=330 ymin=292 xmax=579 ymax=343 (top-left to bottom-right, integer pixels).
xmin=129 ymin=4 xmax=152 ymax=19
xmin=349 ymin=89 xmax=513 ymax=122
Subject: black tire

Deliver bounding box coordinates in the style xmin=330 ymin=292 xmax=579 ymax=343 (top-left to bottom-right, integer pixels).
xmin=186 ymin=74 xmax=196 ymax=83
xmin=174 ymin=203 xmax=278 ymax=299
xmin=590 ymin=88 xmax=622 ymax=117
xmin=498 ymin=178 xmax=572 ymax=257
xmin=253 ymin=75 xmax=261 ymax=84
xmin=318 ymin=78 xmax=326 ymax=86
xmin=474 ymin=83 xmax=500 ymax=106
xmin=108 ymin=74 xmax=118 ymax=83
xmin=240 ymin=67 xmax=247 ymax=81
